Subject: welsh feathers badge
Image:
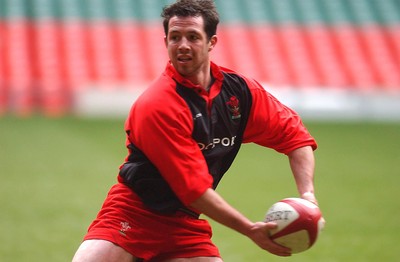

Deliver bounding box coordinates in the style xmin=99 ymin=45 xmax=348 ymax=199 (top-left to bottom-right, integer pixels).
xmin=226 ymin=96 xmax=241 ymax=119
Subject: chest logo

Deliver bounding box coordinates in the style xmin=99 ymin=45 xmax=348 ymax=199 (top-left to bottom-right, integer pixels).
xmin=226 ymin=96 xmax=241 ymax=120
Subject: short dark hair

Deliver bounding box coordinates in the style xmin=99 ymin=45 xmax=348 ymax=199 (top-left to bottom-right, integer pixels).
xmin=161 ymin=0 xmax=220 ymax=41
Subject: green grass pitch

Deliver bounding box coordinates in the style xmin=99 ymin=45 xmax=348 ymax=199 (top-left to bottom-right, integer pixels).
xmin=1 ymin=116 xmax=399 ymax=261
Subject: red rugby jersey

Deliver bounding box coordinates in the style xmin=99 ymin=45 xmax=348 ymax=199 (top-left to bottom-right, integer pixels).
xmin=118 ymin=62 xmax=317 ymax=213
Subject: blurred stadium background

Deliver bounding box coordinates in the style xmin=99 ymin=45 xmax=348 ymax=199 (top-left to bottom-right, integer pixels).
xmin=1 ymin=0 xmax=400 ymax=120
xmin=1 ymin=1 xmax=400 ymax=261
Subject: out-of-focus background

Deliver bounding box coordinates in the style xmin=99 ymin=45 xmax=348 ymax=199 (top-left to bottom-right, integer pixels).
xmin=1 ymin=1 xmax=400 ymax=261
xmin=1 ymin=0 xmax=399 ymax=119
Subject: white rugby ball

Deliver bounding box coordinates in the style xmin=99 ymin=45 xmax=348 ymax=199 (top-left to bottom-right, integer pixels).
xmin=265 ymin=197 xmax=324 ymax=254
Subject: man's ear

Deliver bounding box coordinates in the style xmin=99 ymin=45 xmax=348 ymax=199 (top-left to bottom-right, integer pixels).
xmin=208 ymin=35 xmax=218 ymax=51
xmin=164 ymin=35 xmax=168 ymax=47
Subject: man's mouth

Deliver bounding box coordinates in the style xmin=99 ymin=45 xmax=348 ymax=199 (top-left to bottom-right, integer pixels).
xmin=177 ymin=56 xmax=192 ymax=63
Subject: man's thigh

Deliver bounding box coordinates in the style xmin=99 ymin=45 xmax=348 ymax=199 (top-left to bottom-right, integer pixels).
xmin=72 ymin=239 xmax=138 ymax=262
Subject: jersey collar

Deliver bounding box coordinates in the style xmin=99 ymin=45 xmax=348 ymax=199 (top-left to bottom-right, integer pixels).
xmin=165 ymin=61 xmax=224 ymax=96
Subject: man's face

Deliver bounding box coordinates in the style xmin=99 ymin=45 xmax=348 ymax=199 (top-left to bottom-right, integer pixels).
xmin=165 ymin=15 xmax=216 ymax=81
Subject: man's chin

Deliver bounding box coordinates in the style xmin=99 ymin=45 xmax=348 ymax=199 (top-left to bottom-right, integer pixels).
xmin=176 ymin=67 xmax=192 ymax=77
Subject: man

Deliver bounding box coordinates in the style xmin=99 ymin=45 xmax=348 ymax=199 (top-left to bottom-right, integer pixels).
xmin=73 ymin=0 xmax=321 ymax=261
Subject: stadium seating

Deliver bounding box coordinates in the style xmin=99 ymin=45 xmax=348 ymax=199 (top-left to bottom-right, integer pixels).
xmin=214 ymin=0 xmax=400 ymax=91
xmin=0 ymin=0 xmax=399 ymax=115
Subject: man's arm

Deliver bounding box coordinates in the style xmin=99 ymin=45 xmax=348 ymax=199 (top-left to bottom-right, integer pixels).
xmin=287 ymin=146 xmax=318 ymax=205
xmin=189 ymin=188 xmax=292 ymax=257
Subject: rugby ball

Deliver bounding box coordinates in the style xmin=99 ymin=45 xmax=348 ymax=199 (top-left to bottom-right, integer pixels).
xmin=265 ymin=198 xmax=324 ymax=254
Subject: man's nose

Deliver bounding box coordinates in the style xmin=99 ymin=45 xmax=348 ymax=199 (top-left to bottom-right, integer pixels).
xmin=178 ymin=38 xmax=190 ymax=51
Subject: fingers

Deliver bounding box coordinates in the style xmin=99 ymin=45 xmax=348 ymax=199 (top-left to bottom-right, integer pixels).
xmin=300 ymin=193 xmax=327 ymax=228
xmin=301 ymin=192 xmax=318 ymax=206
xmin=264 ymin=221 xmax=278 ymax=230
xmin=248 ymin=222 xmax=292 ymax=257
xmin=265 ymin=240 xmax=292 ymax=257
xmin=264 ymin=222 xmax=292 ymax=256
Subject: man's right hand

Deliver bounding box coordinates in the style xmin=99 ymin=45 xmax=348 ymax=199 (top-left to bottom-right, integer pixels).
xmin=246 ymin=221 xmax=292 ymax=257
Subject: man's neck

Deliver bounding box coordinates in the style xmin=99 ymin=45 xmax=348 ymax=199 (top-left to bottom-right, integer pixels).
xmin=194 ymin=68 xmax=213 ymax=92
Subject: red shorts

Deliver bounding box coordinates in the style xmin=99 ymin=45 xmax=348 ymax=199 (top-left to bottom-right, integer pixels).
xmin=83 ymin=183 xmax=220 ymax=261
